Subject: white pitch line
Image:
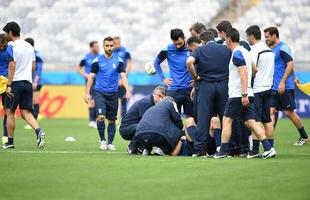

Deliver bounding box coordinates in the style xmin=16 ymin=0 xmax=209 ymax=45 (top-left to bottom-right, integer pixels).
xmin=0 ymin=150 xmax=127 ymax=154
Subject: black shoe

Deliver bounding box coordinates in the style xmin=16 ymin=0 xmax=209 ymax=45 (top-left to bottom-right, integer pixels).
xmin=2 ymin=143 xmax=15 ymax=149
xmin=127 ymin=146 xmax=137 ymax=155
xmin=246 ymin=152 xmax=261 ymax=158
xmin=214 ymin=152 xmax=231 ymax=159
xmin=192 ymin=151 xmax=207 ymax=157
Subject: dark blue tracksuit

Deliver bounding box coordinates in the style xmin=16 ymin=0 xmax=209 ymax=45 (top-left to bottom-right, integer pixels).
xmin=191 ymin=41 xmax=231 ymax=154
xmin=129 ymin=100 xmax=183 ymax=154
xmin=119 ymin=95 xmax=155 ymax=140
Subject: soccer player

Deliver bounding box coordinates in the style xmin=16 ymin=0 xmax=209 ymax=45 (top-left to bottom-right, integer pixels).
xmin=0 ymin=33 xmax=9 ymax=145
xmin=216 ymin=20 xmax=251 ymax=51
xmin=128 ymin=96 xmax=183 ymax=156
xmin=2 ymin=21 xmax=46 ymax=149
xmin=113 ymin=36 xmax=132 ymax=118
xmin=119 ymin=86 xmax=166 ymax=141
xmin=186 ymin=30 xmax=231 ymax=157
xmin=24 ymin=38 xmax=44 ymax=129
xmin=189 ymin=22 xmax=207 ymax=37
xmin=214 ymin=28 xmax=276 ymax=159
xmin=154 ymin=28 xmax=193 ymax=118
xmin=264 ymin=27 xmax=309 ymax=145
xmin=84 ymin=36 xmax=131 ymax=151
xmin=77 ymin=41 xmax=101 ymax=128
xmin=246 ymin=25 xmax=275 ymax=158
xmin=207 ymin=28 xmax=222 ymax=44
xmin=186 ymin=36 xmax=201 ymax=52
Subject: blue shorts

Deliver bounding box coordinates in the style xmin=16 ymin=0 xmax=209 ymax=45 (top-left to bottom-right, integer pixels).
xmin=254 ymin=89 xmax=272 ymax=123
xmin=167 ymin=88 xmax=193 ymax=117
xmin=270 ymin=89 xmax=296 ymax=111
xmin=224 ymin=97 xmax=256 ymax=122
xmin=5 ymin=80 xmax=33 ymax=112
xmin=94 ymin=90 xmax=118 ymax=120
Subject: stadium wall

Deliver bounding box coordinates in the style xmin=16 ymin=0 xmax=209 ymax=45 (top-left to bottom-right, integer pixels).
xmin=0 ymin=72 xmax=309 ymax=118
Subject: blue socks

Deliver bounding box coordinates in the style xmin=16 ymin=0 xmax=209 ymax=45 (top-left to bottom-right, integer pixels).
xmin=108 ymin=123 xmax=116 ymax=145
xmin=97 ymin=121 xmax=106 ymax=141
xmin=261 ymin=139 xmax=272 ymax=151
xmin=298 ymin=127 xmax=308 ymax=139
xmin=219 ymin=143 xmax=229 ymax=155
xmin=3 ymin=114 xmax=7 ymax=137
xmin=35 ymin=128 xmax=41 ymax=138
xmin=8 ymin=137 xmax=13 ymax=145
xmin=213 ymin=128 xmax=221 ymax=148
xmin=187 ymin=126 xmax=197 ymax=141
xmin=268 ymin=139 xmax=274 ymax=147
xmin=89 ymin=108 xmax=96 ymax=122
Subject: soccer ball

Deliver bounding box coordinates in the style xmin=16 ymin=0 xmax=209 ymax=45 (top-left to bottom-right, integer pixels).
xmin=144 ymin=62 xmax=156 ymax=75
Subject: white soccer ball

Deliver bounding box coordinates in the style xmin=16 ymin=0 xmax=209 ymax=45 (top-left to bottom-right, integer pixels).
xmin=144 ymin=61 xmax=156 ymax=75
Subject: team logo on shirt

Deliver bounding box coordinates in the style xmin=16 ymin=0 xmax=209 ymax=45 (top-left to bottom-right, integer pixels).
xmin=113 ymin=64 xmax=116 ymax=69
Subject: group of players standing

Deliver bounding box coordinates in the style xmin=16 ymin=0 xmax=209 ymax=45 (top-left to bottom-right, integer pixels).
xmin=116 ymin=20 xmax=308 ymax=158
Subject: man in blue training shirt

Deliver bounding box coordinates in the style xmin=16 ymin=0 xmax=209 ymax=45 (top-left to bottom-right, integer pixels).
xmin=264 ymin=27 xmax=308 ymax=145
xmin=128 ymin=96 xmax=183 ymax=156
xmin=0 ymin=33 xmax=9 ymax=144
xmin=154 ymin=28 xmax=193 ymax=118
xmin=77 ymin=41 xmax=101 ymax=128
xmin=84 ymin=36 xmax=131 ymax=151
xmin=113 ymin=36 xmax=132 ymax=118
xmin=119 ymin=86 xmax=166 ymax=141
xmin=24 ymin=38 xmax=44 ymax=129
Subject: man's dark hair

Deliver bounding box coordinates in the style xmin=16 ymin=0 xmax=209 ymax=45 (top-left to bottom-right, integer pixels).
xmin=170 ymin=28 xmax=185 ymax=41
xmin=199 ymin=30 xmax=214 ymax=43
xmin=189 ymin=22 xmax=207 ymax=35
xmin=216 ymin=20 xmax=232 ymax=33
xmin=186 ymin=36 xmax=201 ymax=46
xmin=207 ymin=28 xmax=218 ymax=37
xmin=0 ymin=33 xmax=8 ymax=44
xmin=89 ymin=41 xmax=98 ymax=48
xmin=245 ymin=25 xmax=261 ymax=40
xmin=25 ymin=37 xmax=34 ymax=47
xmin=226 ymin=28 xmax=240 ymax=42
xmin=2 ymin=21 xmax=21 ymax=37
xmin=103 ymin=36 xmax=114 ymax=43
xmin=264 ymin=26 xmax=279 ymax=38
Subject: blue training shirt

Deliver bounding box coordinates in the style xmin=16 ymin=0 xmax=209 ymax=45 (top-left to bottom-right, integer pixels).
xmin=33 ymin=50 xmax=44 ymax=85
xmin=80 ymin=53 xmax=101 ymax=74
xmin=114 ymin=47 xmax=131 ymax=66
xmin=154 ymin=44 xmax=192 ymax=90
xmin=0 ymin=47 xmax=9 ymax=77
xmin=90 ymin=53 xmax=125 ymax=94
xmin=272 ymin=41 xmax=295 ymax=90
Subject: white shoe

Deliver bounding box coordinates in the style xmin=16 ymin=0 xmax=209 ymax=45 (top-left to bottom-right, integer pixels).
xmin=153 ymin=147 xmax=166 ymax=156
xmin=2 ymin=136 xmax=8 ymax=145
xmin=89 ymin=121 xmax=97 ymax=129
xmin=142 ymin=149 xmax=150 ymax=156
xmin=262 ymin=148 xmax=276 ymax=159
xmin=107 ymin=144 xmax=117 ymax=151
xmin=24 ymin=124 xmax=32 ymax=130
xmin=37 ymin=131 xmax=46 ymax=149
xmin=294 ymin=138 xmax=308 ymax=146
xmin=100 ymin=140 xmax=108 ymax=150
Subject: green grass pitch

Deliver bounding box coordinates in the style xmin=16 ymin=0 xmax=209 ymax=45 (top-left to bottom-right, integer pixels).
xmin=0 ymin=118 xmax=309 ymax=200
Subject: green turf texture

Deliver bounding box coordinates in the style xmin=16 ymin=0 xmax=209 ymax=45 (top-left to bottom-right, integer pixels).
xmin=0 ymin=119 xmax=309 ymax=200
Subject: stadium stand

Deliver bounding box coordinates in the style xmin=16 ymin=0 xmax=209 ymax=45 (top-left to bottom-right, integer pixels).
xmin=234 ymin=0 xmax=310 ymax=71
xmin=0 ymin=0 xmax=229 ymax=71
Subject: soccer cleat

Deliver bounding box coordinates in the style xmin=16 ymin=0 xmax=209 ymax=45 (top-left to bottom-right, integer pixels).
xmin=192 ymin=151 xmax=207 ymax=157
xmin=107 ymin=144 xmax=117 ymax=151
xmin=99 ymin=140 xmax=108 ymax=150
xmin=214 ymin=152 xmax=231 ymax=159
xmin=142 ymin=149 xmax=150 ymax=156
xmin=24 ymin=124 xmax=32 ymax=130
xmin=2 ymin=143 xmax=15 ymax=149
xmin=2 ymin=136 xmax=8 ymax=145
xmin=37 ymin=131 xmax=46 ymax=149
xmin=153 ymin=147 xmax=166 ymax=156
xmin=293 ymin=138 xmax=308 ymax=146
xmin=247 ymin=152 xmax=261 ymax=159
xmin=262 ymin=148 xmax=276 ymax=159
xmin=88 ymin=121 xmax=97 ymax=129
xmin=127 ymin=146 xmax=137 ymax=155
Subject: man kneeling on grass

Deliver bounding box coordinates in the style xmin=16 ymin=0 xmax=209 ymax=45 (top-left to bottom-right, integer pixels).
xmin=127 ymin=96 xmax=183 ymax=156
xmin=119 ymin=86 xmax=167 ymax=141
